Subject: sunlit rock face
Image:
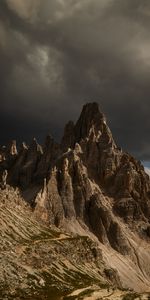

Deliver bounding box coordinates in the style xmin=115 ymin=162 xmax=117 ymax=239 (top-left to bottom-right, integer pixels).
xmin=0 ymin=103 xmax=150 ymax=294
xmin=1 ymin=102 xmax=150 ymax=238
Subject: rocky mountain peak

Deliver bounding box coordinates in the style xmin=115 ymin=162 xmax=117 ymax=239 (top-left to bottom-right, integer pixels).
xmin=21 ymin=142 xmax=28 ymax=151
xmin=29 ymin=138 xmax=43 ymax=154
xmin=61 ymin=121 xmax=75 ymax=150
xmin=75 ymin=102 xmax=105 ymax=140
xmin=0 ymin=102 xmax=150 ymax=295
xmin=8 ymin=140 xmax=18 ymax=156
xmin=62 ymin=102 xmax=115 ymax=152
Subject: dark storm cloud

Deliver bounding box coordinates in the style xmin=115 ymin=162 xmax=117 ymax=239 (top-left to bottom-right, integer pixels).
xmin=0 ymin=0 xmax=150 ymax=159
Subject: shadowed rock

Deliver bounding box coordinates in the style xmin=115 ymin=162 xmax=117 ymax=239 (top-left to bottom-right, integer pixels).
xmin=0 ymin=102 xmax=150 ymax=256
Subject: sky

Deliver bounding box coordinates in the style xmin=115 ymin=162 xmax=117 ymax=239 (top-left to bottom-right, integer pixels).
xmin=1 ymin=0 xmax=150 ymax=160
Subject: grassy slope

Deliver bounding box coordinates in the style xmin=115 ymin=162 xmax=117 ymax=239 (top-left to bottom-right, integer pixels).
xmin=0 ymin=187 xmax=149 ymax=300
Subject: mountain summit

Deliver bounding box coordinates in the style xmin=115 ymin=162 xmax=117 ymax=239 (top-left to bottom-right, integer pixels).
xmin=0 ymin=103 xmax=150 ymax=298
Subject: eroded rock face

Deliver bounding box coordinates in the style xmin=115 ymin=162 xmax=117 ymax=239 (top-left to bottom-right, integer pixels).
xmin=34 ymin=135 xmax=60 ymax=181
xmin=0 ymin=102 xmax=150 ymax=255
xmin=0 ymin=136 xmax=60 ymax=189
xmin=0 ymin=169 xmax=8 ymax=189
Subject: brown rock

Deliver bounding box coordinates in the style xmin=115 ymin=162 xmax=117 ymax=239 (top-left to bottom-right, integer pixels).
xmin=0 ymin=102 xmax=150 ymax=258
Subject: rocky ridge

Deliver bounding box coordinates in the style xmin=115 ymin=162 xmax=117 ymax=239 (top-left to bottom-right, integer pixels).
xmin=0 ymin=187 xmax=114 ymax=299
xmin=0 ymin=102 xmax=150 ymax=296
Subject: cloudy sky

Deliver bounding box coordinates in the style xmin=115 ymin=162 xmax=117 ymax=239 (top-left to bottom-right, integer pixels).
xmin=1 ymin=0 xmax=150 ymax=159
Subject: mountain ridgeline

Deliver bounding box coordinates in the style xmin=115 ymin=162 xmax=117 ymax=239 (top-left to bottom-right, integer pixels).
xmin=0 ymin=102 xmax=150 ymax=296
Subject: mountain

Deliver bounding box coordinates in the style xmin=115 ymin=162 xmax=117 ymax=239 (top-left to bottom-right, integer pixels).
xmin=0 ymin=102 xmax=150 ymax=299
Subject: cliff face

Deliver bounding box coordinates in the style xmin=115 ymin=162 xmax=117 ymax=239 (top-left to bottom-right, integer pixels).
xmin=0 ymin=186 xmax=115 ymax=299
xmin=0 ymin=103 xmax=150 ymax=293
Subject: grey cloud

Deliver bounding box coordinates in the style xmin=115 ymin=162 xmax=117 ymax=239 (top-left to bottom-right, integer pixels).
xmin=0 ymin=0 xmax=150 ymax=159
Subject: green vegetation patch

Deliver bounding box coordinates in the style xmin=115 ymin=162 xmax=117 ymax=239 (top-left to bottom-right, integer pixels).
xmin=122 ymin=293 xmax=141 ymax=300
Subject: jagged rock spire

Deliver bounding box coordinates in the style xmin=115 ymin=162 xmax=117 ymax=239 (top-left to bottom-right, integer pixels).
xmin=8 ymin=140 xmax=18 ymax=156
xmin=61 ymin=102 xmax=116 ymax=151
xmin=75 ymin=102 xmax=105 ymax=140
xmin=29 ymin=138 xmax=43 ymax=154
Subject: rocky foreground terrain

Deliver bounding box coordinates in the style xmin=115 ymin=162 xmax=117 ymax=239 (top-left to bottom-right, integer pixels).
xmin=0 ymin=103 xmax=150 ymax=299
